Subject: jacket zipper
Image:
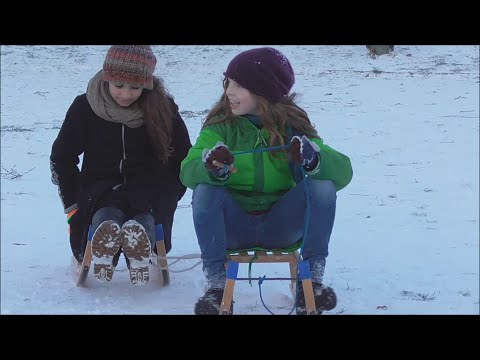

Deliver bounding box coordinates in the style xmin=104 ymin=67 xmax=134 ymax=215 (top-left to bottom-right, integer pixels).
xmin=254 ymin=129 xmax=266 ymax=193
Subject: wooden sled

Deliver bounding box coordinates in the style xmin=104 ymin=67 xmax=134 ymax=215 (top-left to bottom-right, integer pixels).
xmin=219 ymin=244 xmax=318 ymax=315
xmin=73 ymin=223 xmax=170 ymax=287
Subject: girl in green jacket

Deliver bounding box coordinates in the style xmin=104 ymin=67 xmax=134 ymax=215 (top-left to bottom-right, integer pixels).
xmin=180 ymin=47 xmax=353 ymax=315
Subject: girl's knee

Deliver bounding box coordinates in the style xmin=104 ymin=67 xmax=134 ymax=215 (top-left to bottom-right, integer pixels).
xmin=193 ymin=184 xmax=225 ymax=195
xmin=192 ymin=184 xmax=226 ymax=212
xmin=309 ymin=180 xmax=337 ymax=206
xmin=92 ymin=207 xmax=126 ymax=226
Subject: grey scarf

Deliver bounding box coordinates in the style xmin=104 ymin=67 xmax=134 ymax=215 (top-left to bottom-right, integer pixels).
xmin=86 ymin=70 xmax=144 ymax=128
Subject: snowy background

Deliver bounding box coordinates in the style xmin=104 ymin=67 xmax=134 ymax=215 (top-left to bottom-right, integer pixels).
xmin=1 ymin=45 xmax=478 ymax=315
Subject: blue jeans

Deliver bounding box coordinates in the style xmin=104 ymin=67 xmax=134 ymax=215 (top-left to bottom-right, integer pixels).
xmin=91 ymin=207 xmax=156 ymax=247
xmin=192 ymin=179 xmax=337 ymax=289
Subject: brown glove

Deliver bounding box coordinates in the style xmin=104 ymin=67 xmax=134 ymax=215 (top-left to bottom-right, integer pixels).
xmin=202 ymin=142 xmax=235 ymax=179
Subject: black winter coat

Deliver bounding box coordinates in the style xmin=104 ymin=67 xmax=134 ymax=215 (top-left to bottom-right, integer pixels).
xmin=50 ymin=94 xmax=191 ymax=262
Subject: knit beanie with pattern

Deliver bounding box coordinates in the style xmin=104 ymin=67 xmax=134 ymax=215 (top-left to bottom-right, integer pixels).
xmin=102 ymin=45 xmax=157 ymax=90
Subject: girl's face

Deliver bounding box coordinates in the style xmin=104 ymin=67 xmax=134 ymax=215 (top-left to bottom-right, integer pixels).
xmin=108 ymin=82 xmax=143 ymax=107
xmin=225 ymin=79 xmax=260 ymax=116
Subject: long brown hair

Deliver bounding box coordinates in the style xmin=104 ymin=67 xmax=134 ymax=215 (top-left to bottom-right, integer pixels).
xmin=138 ymin=76 xmax=174 ymax=163
xmin=203 ymin=78 xmax=318 ymax=150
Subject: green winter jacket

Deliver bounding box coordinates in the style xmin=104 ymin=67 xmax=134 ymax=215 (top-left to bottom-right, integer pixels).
xmin=180 ymin=116 xmax=353 ymax=213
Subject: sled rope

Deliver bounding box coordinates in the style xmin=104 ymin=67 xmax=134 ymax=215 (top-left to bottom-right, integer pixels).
xmin=232 ymin=144 xmax=289 ymax=155
xmin=233 ymin=144 xmax=311 ymax=315
xmin=150 ymin=253 xmax=202 ymax=273
xmin=254 ymin=166 xmax=310 ymax=315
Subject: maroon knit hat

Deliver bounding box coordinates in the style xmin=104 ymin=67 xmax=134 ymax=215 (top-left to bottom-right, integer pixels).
xmin=102 ymin=45 xmax=157 ymax=90
xmin=224 ymin=47 xmax=295 ymax=103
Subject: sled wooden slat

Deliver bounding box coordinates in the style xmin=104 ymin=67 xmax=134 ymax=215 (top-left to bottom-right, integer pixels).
xmin=220 ymin=249 xmax=316 ymax=315
xmin=155 ymin=239 xmax=170 ymax=286
xmin=74 ymin=241 xmax=92 ymax=286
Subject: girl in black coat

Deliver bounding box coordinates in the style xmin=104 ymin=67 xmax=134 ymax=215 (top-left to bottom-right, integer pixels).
xmin=50 ymin=46 xmax=191 ymax=285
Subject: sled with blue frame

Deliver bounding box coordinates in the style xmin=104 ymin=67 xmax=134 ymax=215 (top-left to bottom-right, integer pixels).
xmin=218 ymin=241 xmax=318 ymax=315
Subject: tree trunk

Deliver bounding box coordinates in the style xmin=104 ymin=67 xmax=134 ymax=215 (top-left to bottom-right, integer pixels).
xmin=366 ymin=45 xmax=394 ymax=57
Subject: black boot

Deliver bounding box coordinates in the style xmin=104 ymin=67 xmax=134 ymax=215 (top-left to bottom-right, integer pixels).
xmin=295 ymin=282 xmax=337 ymax=315
xmin=194 ymin=288 xmax=233 ymax=315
